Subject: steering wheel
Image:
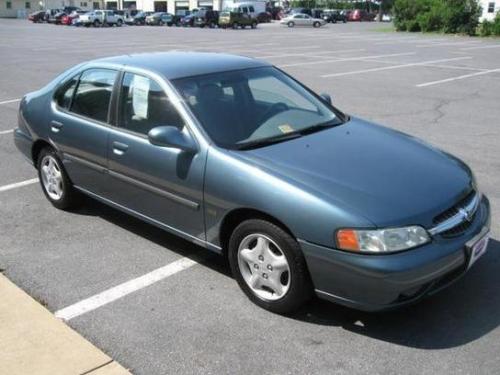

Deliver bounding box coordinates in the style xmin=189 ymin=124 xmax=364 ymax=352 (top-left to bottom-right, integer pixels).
xmin=258 ymin=102 xmax=289 ymax=123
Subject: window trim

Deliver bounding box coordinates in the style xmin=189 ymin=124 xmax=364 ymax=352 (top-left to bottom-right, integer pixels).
xmin=53 ymin=72 xmax=81 ymax=112
xmin=67 ymin=67 xmax=119 ymax=126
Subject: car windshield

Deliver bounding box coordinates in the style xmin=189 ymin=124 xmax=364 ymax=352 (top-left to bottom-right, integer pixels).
xmin=173 ymin=67 xmax=344 ymax=149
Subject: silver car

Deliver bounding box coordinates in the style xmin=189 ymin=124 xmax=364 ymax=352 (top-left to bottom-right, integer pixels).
xmin=280 ymin=13 xmax=326 ymax=28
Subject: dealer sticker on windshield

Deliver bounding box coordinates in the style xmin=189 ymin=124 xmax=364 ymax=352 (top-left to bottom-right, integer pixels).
xmin=466 ymin=229 xmax=490 ymax=269
xmin=278 ymin=124 xmax=294 ymax=134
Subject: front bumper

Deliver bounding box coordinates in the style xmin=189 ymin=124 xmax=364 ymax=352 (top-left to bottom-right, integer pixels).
xmin=300 ymin=195 xmax=491 ymax=311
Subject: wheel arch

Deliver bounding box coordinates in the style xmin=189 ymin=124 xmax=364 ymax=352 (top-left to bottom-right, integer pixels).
xmin=31 ymin=139 xmax=53 ymax=167
xmin=219 ymin=208 xmax=295 ymax=258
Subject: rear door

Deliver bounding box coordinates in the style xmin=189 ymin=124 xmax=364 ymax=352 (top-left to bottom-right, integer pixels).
xmin=106 ymin=70 xmax=207 ymax=241
xmin=49 ymin=68 xmax=118 ymax=196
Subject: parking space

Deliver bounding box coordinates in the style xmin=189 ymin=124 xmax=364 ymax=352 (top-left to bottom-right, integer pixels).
xmin=1 ymin=19 xmax=500 ymax=374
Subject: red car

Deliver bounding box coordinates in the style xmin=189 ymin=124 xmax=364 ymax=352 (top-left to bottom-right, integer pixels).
xmin=348 ymin=9 xmax=374 ymax=21
xmin=61 ymin=10 xmax=86 ymax=25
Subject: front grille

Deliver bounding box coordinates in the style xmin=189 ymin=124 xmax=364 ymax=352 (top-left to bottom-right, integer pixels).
xmin=432 ymin=189 xmax=478 ymax=238
xmin=433 ymin=189 xmax=476 ymax=225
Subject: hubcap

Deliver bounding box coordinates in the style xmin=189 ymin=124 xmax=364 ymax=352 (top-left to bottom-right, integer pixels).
xmin=237 ymin=234 xmax=290 ymax=301
xmin=40 ymin=155 xmax=63 ymax=201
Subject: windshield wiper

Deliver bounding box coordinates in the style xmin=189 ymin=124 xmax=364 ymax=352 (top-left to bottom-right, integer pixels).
xmin=235 ymin=132 xmax=303 ymax=150
xmin=297 ymin=120 xmax=339 ymax=136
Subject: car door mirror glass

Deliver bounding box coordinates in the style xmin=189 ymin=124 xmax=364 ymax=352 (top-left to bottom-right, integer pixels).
xmin=320 ymin=93 xmax=332 ymax=105
xmin=148 ymin=126 xmax=197 ymax=153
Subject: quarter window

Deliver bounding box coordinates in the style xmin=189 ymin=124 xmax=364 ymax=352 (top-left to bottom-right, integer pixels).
xmin=71 ymin=69 xmax=117 ymax=123
xmin=118 ymin=73 xmax=184 ymax=135
xmin=55 ymin=74 xmax=79 ymax=110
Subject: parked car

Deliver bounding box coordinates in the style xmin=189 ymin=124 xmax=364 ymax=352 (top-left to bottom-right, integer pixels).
xmin=322 ymin=9 xmax=347 ymax=23
xmin=289 ymin=7 xmax=312 ymax=16
xmin=161 ymin=13 xmax=182 ymax=26
xmin=194 ymin=9 xmax=219 ymax=28
xmin=280 ymin=13 xmax=326 ymax=27
xmin=179 ymin=11 xmax=197 ymax=27
xmin=61 ymin=10 xmax=86 ymax=26
xmin=44 ymin=9 xmax=62 ymax=23
xmin=28 ymin=10 xmax=46 ymax=22
xmin=348 ymin=9 xmax=374 ymax=21
xmin=53 ymin=11 xmax=68 ymax=25
xmin=257 ymin=11 xmax=272 ymax=23
xmin=14 ymin=52 xmax=491 ymax=314
xmin=130 ymin=11 xmax=153 ymax=25
xmin=79 ymin=10 xmax=124 ymax=27
xmin=146 ymin=12 xmax=167 ymax=25
xmin=122 ymin=10 xmax=139 ymax=25
xmin=219 ymin=5 xmax=258 ymax=29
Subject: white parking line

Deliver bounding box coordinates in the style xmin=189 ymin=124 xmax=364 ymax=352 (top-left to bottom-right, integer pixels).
xmin=0 ymin=178 xmax=39 ymax=193
xmin=416 ymin=68 xmax=500 ymax=87
xmin=0 ymin=129 xmax=14 ymax=135
xmin=0 ymin=98 xmax=21 ymax=105
xmin=280 ymin=52 xmax=416 ymax=68
xmin=321 ymin=57 xmax=472 ymax=78
xmin=55 ymin=256 xmax=200 ymax=321
xmin=461 ymin=44 xmax=500 ymax=51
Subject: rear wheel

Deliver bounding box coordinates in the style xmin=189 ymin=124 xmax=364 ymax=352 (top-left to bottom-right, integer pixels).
xmin=232 ymin=22 xmax=238 ymax=29
xmin=287 ymin=21 xmax=294 ymax=27
xmin=313 ymin=21 xmax=321 ymax=28
xmin=37 ymin=147 xmax=80 ymax=210
xmin=228 ymin=219 xmax=313 ymax=314
xmin=116 ymin=19 xmax=123 ymax=27
xmin=93 ymin=19 xmax=100 ymax=27
xmin=251 ymin=21 xmax=257 ymax=29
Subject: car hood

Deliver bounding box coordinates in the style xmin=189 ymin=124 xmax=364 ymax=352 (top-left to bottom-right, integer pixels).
xmin=232 ymin=117 xmax=473 ymax=228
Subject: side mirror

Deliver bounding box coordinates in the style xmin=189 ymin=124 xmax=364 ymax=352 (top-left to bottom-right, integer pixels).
xmin=320 ymin=93 xmax=332 ymax=105
xmin=148 ymin=126 xmax=197 ymax=153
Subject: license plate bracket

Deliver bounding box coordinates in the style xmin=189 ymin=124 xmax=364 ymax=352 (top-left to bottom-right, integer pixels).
xmin=465 ymin=227 xmax=490 ymax=269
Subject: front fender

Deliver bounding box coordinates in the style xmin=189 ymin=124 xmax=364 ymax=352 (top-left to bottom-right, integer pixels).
xmin=204 ymin=147 xmax=373 ymax=248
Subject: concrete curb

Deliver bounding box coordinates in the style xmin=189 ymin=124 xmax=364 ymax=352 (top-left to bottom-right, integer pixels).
xmin=0 ymin=273 xmax=131 ymax=375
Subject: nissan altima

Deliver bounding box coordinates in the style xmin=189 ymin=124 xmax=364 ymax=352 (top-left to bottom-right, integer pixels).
xmin=14 ymin=52 xmax=491 ymax=313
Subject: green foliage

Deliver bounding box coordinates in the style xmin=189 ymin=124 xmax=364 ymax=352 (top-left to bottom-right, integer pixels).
xmin=479 ymin=12 xmax=500 ymax=36
xmin=394 ymin=0 xmax=481 ymax=35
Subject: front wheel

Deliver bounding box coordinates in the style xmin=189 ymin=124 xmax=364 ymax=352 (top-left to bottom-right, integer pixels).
xmin=228 ymin=219 xmax=313 ymax=314
xmin=313 ymin=21 xmax=321 ymax=28
xmin=37 ymin=148 xmax=80 ymax=210
xmin=251 ymin=21 xmax=257 ymax=29
xmin=232 ymin=22 xmax=238 ymax=29
xmin=93 ymin=19 xmax=100 ymax=27
xmin=116 ymin=19 xmax=123 ymax=27
xmin=287 ymin=21 xmax=294 ymax=27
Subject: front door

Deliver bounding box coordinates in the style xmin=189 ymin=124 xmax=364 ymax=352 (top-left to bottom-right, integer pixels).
xmin=50 ymin=68 xmax=118 ymax=196
xmin=106 ymin=71 xmax=206 ymax=242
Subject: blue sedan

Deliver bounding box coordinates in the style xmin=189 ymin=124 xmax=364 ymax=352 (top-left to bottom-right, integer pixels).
xmin=14 ymin=52 xmax=491 ymax=313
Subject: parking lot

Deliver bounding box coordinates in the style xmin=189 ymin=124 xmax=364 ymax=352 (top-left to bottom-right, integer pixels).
xmin=1 ymin=18 xmax=500 ymax=374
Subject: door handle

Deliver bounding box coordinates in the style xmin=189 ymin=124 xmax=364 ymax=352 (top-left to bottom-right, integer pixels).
xmin=50 ymin=121 xmax=63 ymax=133
xmin=112 ymin=141 xmax=129 ymax=155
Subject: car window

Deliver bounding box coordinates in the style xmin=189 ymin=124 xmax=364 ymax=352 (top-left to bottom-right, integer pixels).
xmin=54 ymin=74 xmax=79 ymax=110
xmin=249 ymin=6 xmax=254 ymax=12
xmin=118 ymin=72 xmax=184 ymax=136
xmin=71 ymin=69 xmax=117 ymax=123
xmin=173 ymin=67 xmax=341 ymax=149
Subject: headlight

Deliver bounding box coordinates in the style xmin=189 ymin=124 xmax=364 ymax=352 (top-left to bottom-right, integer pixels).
xmin=336 ymin=226 xmax=430 ymax=253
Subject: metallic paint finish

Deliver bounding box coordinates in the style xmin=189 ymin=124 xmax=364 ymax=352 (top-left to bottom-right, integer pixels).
xmin=13 ymin=52 xmax=492 ymax=311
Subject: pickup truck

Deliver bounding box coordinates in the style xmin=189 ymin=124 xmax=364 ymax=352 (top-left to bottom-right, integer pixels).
xmin=78 ymin=10 xmax=124 ymax=27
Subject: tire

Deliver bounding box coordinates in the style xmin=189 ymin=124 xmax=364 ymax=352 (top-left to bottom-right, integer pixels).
xmin=117 ymin=19 xmax=123 ymax=27
xmin=93 ymin=19 xmax=100 ymax=27
xmin=232 ymin=22 xmax=238 ymax=29
xmin=159 ymin=20 xmax=164 ymax=26
xmin=313 ymin=21 xmax=320 ymax=28
xmin=251 ymin=21 xmax=257 ymax=29
xmin=37 ymin=147 xmax=80 ymax=210
xmin=287 ymin=21 xmax=294 ymax=27
xmin=228 ymin=219 xmax=313 ymax=314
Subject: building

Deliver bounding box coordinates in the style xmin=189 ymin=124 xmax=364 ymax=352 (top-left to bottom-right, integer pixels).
xmin=480 ymin=0 xmax=498 ymax=21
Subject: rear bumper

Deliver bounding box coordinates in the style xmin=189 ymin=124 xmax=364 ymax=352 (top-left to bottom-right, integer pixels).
xmin=300 ymin=195 xmax=491 ymax=311
xmin=14 ymin=128 xmax=34 ymax=166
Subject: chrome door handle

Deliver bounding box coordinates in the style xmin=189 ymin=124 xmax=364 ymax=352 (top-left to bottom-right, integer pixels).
xmin=112 ymin=141 xmax=129 ymax=155
xmin=50 ymin=121 xmax=63 ymax=133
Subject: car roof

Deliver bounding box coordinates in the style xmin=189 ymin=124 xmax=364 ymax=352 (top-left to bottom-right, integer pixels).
xmin=93 ymin=52 xmax=270 ymax=80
